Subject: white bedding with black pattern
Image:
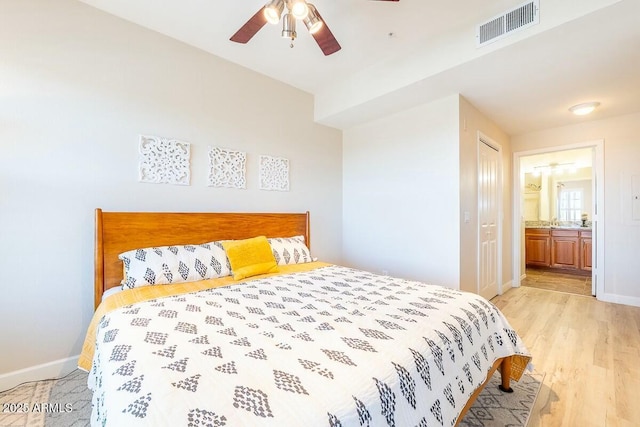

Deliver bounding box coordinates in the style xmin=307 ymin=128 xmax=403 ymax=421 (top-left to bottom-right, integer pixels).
xmin=88 ymin=265 xmax=530 ymax=426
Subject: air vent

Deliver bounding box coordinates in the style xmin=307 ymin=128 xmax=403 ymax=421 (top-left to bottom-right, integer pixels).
xmin=476 ymin=0 xmax=539 ymax=47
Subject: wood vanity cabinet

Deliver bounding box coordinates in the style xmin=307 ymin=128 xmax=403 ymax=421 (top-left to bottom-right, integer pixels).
xmin=525 ymin=228 xmax=550 ymax=267
xmin=580 ymin=231 xmax=592 ymax=271
xmin=550 ymin=229 xmax=580 ymax=270
xmin=525 ymin=228 xmax=592 ymax=272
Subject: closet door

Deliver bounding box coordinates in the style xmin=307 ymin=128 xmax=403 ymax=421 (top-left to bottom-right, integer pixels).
xmin=478 ymin=140 xmax=500 ymax=299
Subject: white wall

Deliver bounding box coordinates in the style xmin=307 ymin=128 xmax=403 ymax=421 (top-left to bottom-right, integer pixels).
xmin=341 ymin=95 xmax=514 ymax=295
xmin=459 ymin=97 xmax=512 ymax=294
xmin=512 ymin=112 xmax=640 ymax=305
xmin=0 ymin=0 xmax=343 ymax=381
xmin=342 ymin=95 xmax=461 ymax=287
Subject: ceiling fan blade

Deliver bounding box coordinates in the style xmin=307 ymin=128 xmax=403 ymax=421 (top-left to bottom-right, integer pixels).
xmin=230 ymin=7 xmax=268 ymax=44
xmin=311 ymin=10 xmax=341 ymax=56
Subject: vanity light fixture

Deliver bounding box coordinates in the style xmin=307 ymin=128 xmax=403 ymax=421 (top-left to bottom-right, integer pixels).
xmin=569 ymin=101 xmax=600 ymax=116
xmin=532 ymin=162 xmax=576 ymax=176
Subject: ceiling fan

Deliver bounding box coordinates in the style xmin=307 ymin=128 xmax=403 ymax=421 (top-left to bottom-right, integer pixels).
xmin=230 ymin=0 xmax=400 ymax=56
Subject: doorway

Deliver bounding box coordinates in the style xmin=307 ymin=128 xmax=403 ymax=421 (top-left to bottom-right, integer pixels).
xmin=513 ymin=140 xmax=604 ymax=297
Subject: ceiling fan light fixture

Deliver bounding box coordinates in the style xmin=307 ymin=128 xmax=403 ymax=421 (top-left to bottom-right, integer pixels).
xmin=282 ymin=13 xmax=297 ymax=39
xmin=569 ymin=101 xmax=600 ymax=116
xmin=303 ymin=4 xmax=323 ymax=34
xmin=290 ymin=0 xmax=310 ymax=20
xmin=264 ymin=0 xmax=285 ymax=25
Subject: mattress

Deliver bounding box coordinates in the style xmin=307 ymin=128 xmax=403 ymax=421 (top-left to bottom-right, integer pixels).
xmin=82 ymin=263 xmax=530 ymax=426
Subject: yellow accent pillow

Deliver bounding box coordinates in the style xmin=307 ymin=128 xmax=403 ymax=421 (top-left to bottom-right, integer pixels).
xmin=222 ymin=236 xmax=279 ymax=280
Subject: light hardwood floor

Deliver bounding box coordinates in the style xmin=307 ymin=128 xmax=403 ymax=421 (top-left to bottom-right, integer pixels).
xmin=522 ymin=268 xmax=592 ymax=296
xmin=492 ymin=286 xmax=640 ymax=426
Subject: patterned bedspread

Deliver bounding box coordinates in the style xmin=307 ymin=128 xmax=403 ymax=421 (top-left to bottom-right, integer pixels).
xmin=88 ymin=265 xmax=531 ymax=426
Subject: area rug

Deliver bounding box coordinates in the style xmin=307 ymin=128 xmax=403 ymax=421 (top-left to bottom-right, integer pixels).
xmin=0 ymin=379 xmax=52 ymax=427
xmin=1 ymin=369 xmax=543 ymax=426
xmin=459 ymin=371 xmax=544 ymax=427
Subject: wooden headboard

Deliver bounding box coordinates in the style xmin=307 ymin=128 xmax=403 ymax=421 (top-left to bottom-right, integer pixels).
xmin=94 ymin=208 xmax=310 ymax=309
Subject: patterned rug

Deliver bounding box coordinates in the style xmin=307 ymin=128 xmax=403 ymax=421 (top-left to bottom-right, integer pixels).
xmin=0 ymin=369 xmax=542 ymax=426
xmin=460 ymin=371 xmax=544 ymax=427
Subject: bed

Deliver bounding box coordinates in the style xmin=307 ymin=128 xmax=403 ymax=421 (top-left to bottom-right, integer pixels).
xmin=79 ymin=209 xmax=531 ymax=426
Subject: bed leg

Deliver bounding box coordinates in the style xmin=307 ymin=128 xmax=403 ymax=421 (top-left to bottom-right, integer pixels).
xmin=498 ymin=357 xmax=514 ymax=393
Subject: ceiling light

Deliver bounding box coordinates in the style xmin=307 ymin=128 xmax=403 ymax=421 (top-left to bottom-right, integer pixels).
xmin=290 ymin=0 xmax=309 ymax=20
xmin=282 ymin=13 xmax=297 ymax=40
xmin=303 ymin=4 xmax=323 ymax=34
xmin=264 ymin=0 xmax=285 ymax=25
xmin=569 ymin=102 xmax=600 ymax=116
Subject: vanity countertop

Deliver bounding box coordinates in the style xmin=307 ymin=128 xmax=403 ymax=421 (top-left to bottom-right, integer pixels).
xmin=525 ymin=226 xmax=592 ymax=231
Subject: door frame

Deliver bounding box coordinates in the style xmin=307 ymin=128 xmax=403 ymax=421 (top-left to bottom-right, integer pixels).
xmin=512 ymin=139 xmax=604 ymax=297
xmin=477 ymin=132 xmax=503 ymax=298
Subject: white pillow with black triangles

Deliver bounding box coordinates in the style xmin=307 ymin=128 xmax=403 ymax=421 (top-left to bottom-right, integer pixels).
xmin=267 ymin=235 xmax=312 ymax=266
xmin=119 ymin=241 xmax=231 ymax=289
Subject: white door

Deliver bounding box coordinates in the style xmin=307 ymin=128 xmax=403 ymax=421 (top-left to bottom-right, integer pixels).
xmin=478 ymin=140 xmax=500 ymax=299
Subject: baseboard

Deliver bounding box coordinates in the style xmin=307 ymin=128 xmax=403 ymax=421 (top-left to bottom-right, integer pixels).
xmin=0 ymin=355 xmax=79 ymax=393
xmin=597 ymin=292 xmax=640 ymax=308
xmin=501 ymin=280 xmax=513 ymax=294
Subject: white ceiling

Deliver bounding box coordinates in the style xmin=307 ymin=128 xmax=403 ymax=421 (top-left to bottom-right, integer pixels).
xmin=78 ymin=0 xmax=640 ymax=135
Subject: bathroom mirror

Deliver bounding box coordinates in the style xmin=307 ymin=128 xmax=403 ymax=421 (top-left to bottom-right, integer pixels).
xmin=523 ymin=167 xmax=592 ymax=223
xmin=521 ymin=147 xmax=595 ymax=225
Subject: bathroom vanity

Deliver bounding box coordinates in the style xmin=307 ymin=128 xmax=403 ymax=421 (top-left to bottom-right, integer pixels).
xmin=525 ymin=227 xmax=592 ymax=272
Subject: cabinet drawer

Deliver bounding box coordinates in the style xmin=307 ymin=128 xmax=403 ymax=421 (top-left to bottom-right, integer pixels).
xmin=580 ymin=230 xmax=592 ymax=238
xmin=525 ymin=228 xmax=550 ymax=236
xmin=551 ymin=229 xmax=579 ymax=237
